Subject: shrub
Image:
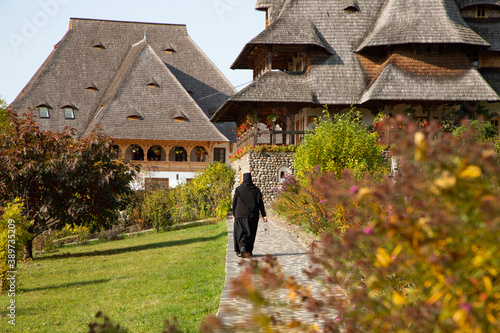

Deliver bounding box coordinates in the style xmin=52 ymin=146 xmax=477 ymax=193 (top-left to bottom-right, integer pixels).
xmin=125 ymin=190 xmax=151 ymax=231
xmin=452 ymin=118 xmax=498 ymax=141
xmin=206 ymin=119 xmax=500 ymax=332
xmin=144 ymin=189 xmax=172 ymax=232
xmin=0 ymin=199 xmax=32 ymax=291
xmin=294 ymin=107 xmax=387 ymax=180
xmin=273 ymin=169 xmax=379 ymax=236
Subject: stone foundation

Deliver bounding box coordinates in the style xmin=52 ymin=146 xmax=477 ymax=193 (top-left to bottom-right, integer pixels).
xmin=231 ymin=152 xmax=296 ymax=203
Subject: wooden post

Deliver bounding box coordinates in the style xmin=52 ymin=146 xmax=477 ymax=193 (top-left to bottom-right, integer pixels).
xmin=290 ymin=113 xmax=296 ymax=145
xmin=253 ymin=108 xmax=260 ymax=146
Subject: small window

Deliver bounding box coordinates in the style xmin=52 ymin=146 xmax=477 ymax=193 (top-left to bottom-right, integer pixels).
xmin=467 ymin=52 xmax=480 ymax=67
xmin=476 ymin=5 xmax=488 ymax=18
xmin=63 ymin=106 xmax=75 ymax=119
xmin=38 ymin=106 xmax=50 ymax=118
xmin=214 ymin=148 xmax=226 ymax=163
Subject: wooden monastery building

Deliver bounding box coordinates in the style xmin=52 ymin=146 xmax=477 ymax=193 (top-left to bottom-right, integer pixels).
xmin=11 ymin=18 xmax=237 ymax=188
xmin=211 ymin=0 xmax=500 ymax=201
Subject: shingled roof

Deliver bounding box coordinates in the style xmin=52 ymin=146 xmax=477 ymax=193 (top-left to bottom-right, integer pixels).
xmin=12 ymin=18 xmax=235 ymax=141
xmin=211 ymin=0 xmax=500 ymax=123
xmin=356 ymin=0 xmax=489 ymax=52
xmin=84 ymin=39 xmax=227 ymax=142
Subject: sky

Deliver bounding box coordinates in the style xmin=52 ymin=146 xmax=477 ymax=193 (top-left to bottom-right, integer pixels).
xmin=0 ymin=0 xmax=265 ymax=104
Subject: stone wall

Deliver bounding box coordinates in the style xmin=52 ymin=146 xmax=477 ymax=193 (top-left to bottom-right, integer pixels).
xmin=231 ymin=152 xmax=296 ymax=203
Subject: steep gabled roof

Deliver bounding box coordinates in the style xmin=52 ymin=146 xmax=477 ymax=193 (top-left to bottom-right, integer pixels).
xmin=12 ymin=18 xmax=235 ymax=140
xmin=85 ymin=39 xmax=227 ymax=142
xmin=356 ymin=0 xmax=490 ymax=52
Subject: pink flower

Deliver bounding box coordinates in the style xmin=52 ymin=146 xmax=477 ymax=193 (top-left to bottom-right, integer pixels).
xmin=349 ymin=186 xmax=359 ymax=195
xmin=363 ymin=227 xmax=373 ymax=235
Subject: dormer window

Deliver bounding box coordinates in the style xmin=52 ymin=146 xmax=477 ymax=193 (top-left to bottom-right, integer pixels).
xmin=147 ymin=79 xmax=160 ymax=88
xmin=173 ymin=110 xmax=188 ymax=122
xmin=93 ymin=42 xmax=105 ymax=49
xmin=63 ymin=106 xmax=76 ymax=119
xmin=164 ymin=46 xmax=176 ymax=53
xmin=344 ymin=2 xmax=360 ymax=12
xmin=38 ymin=105 xmax=50 ymax=118
xmin=86 ymin=83 xmax=99 ymax=91
xmin=476 ymin=5 xmax=488 ymax=18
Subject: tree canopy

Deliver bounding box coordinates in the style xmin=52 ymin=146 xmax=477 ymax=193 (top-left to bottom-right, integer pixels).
xmin=0 ymin=111 xmax=139 ymax=258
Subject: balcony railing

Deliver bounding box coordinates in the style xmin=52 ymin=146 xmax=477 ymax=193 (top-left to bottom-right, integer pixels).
xmin=237 ymin=129 xmax=306 ymax=150
xmin=131 ymin=160 xmax=210 ymax=172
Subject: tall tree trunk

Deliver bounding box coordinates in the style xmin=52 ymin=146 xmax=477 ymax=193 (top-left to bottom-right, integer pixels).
xmin=24 ymin=237 xmax=33 ymax=260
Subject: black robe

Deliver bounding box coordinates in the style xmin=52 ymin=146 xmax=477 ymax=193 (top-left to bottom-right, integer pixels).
xmin=232 ymin=173 xmax=266 ymax=255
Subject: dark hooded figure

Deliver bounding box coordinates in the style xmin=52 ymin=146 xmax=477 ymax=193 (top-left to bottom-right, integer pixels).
xmin=232 ymin=173 xmax=267 ymax=258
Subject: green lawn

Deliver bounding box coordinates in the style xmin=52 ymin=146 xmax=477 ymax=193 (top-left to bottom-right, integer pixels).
xmin=0 ymin=221 xmax=228 ymax=332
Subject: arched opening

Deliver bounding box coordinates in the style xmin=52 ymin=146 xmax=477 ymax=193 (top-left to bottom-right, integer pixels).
xmin=277 ymin=166 xmax=291 ymax=183
xmin=147 ymin=145 xmax=164 ymax=161
xmin=169 ymin=146 xmax=187 ymax=162
xmin=191 ymin=146 xmax=208 ymax=162
xmin=127 ymin=145 xmax=144 ymax=161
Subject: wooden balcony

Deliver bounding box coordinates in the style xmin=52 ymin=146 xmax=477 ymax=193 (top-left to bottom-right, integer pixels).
xmin=131 ymin=160 xmax=210 ymax=172
xmin=237 ymin=128 xmax=306 ymax=150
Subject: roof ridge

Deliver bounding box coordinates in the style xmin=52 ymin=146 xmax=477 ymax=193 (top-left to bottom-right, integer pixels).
xmin=70 ymin=17 xmax=186 ymax=27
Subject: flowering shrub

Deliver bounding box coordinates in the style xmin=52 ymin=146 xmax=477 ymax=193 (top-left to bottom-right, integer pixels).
xmin=229 ymin=144 xmax=297 ymax=162
xmin=204 ymin=118 xmax=500 ymax=332
xmin=235 ymin=114 xmax=255 ymax=138
xmin=273 ymin=168 xmax=380 ymax=236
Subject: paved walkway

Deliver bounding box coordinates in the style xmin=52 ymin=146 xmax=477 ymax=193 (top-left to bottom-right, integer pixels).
xmin=217 ymin=216 xmax=325 ymax=327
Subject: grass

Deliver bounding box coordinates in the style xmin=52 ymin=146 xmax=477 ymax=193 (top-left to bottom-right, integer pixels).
xmin=0 ymin=221 xmax=228 ymax=332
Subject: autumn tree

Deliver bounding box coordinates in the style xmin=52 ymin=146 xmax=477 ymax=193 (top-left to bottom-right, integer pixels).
xmin=0 ymin=111 xmax=139 ymax=258
xmin=0 ymin=98 xmax=8 ymax=134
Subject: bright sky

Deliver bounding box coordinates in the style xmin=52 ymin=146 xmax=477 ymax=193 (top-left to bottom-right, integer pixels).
xmin=0 ymin=0 xmax=265 ymax=104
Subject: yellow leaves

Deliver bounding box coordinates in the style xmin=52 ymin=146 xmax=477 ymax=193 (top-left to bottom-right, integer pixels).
xmin=391 ymin=244 xmax=403 ymax=259
xmin=453 ymin=309 xmax=468 ymax=326
xmin=434 ymin=170 xmax=456 ymax=190
xmin=458 ymin=165 xmax=482 ymax=179
xmin=375 ymin=247 xmax=392 ymax=268
xmin=356 ymin=187 xmax=372 ymax=201
xmin=393 ymin=291 xmax=406 ymax=306
xmin=482 ymin=276 xmax=492 ymax=292
xmin=414 ymin=132 xmax=426 ymax=161
xmin=427 ymin=290 xmax=444 ymax=305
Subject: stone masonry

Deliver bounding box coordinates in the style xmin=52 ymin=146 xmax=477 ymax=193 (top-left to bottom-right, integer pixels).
xmin=231 ymin=152 xmax=295 ymax=203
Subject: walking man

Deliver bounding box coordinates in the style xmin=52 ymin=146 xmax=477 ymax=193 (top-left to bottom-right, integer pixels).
xmin=232 ymin=173 xmax=267 ymax=258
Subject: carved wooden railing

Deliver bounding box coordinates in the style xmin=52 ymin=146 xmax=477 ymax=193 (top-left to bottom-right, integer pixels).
xmin=236 ymin=129 xmax=306 ymax=150
xmin=131 ymin=160 xmax=210 ymax=172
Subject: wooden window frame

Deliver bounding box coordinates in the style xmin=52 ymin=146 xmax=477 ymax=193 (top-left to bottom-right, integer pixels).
xmin=476 ymin=5 xmax=488 ymax=18
xmin=214 ymin=148 xmax=226 ymax=164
